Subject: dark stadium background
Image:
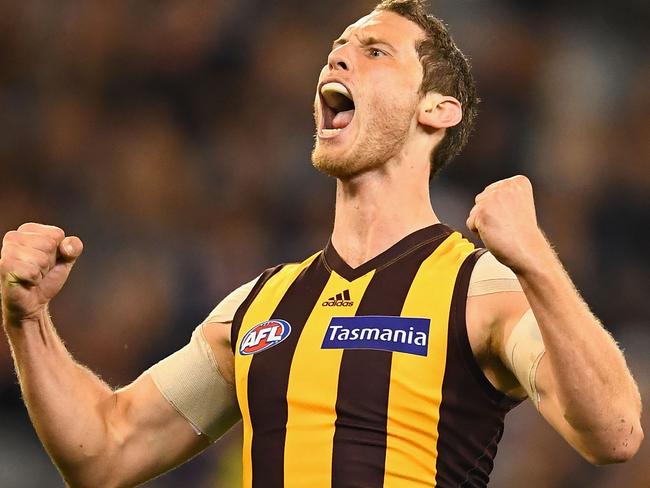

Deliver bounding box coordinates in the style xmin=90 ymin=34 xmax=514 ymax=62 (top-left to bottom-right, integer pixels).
xmin=1 ymin=0 xmax=648 ymax=486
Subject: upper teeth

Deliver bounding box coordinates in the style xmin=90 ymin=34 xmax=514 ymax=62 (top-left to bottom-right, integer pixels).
xmin=321 ymin=82 xmax=351 ymax=100
xmin=321 ymin=82 xmax=354 ymax=111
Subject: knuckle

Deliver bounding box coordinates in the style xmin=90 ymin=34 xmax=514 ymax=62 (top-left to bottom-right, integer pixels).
xmin=17 ymin=223 xmax=64 ymax=240
xmin=43 ymin=225 xmax=65 ymax=241
xmin=0 ymin=252 xmax=15 ymax=266
xmin=477 ymin=206 xmax=490 ymax=220
xmin=487 ymin=184 xmax=501 ymax=195
xmin=1 ymin=240 xmax=17 ymax=259
xmin=44 ymin=236 xmax=58 ymax=252
xmin=52 ymin=227 xmax=65 ymax=240
xmin=515 ymin=174 xmax=531 ymax=187
xmin=3 ymin=230 xmax=19 ymax=244
xmin=500 ymin=179 xmax=512 ymax=189
xmin=17 ymin=222 xmax=38 ymax=232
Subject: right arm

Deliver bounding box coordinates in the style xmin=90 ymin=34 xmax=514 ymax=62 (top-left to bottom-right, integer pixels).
xmin=1 ymin=223 xmax=238 ymax=487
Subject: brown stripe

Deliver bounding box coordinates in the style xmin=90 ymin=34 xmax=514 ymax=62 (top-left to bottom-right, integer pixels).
xmin=230 ymin=264 xmax=286 ymax=353
xmin=435 ymin=250 xmax=521 ymax=488
xmin=247 ymin=255 xmax=331 ymax=488
xmin=331 ymin=240 xmax=442 ymax=488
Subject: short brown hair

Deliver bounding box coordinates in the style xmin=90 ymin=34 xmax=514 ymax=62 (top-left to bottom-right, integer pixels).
xmin=375 ymin=0 xmax=479 ymax=178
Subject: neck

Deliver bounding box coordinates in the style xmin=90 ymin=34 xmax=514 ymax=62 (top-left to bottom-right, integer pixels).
xmin=331 ymin=161 xmax=439 ymax=269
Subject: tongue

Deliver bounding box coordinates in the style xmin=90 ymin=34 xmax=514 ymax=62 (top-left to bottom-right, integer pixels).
xmin=332 ymin=109 xmax=354 ymax=129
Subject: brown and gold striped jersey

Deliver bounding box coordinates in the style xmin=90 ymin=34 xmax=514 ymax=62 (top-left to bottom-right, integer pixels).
xmin=230 ymin=224 xmax=521 ymax=488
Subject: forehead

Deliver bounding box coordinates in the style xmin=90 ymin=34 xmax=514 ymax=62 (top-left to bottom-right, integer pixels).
xmin=337 ymin=10 xmax=424 ymax=53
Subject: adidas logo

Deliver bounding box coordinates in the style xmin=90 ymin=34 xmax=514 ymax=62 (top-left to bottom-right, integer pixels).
xmin=322 ymin=289 xmax=354 ymax=307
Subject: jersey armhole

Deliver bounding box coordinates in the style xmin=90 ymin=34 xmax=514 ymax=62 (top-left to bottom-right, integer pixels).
xmin=451 ymin=249 xmax=522 ymax=408
xmin=230 ymin=264 xmax=287 ymax=352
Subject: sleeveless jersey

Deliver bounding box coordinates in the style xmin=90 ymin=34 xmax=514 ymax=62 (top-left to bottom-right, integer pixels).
xmin=230 ymin=224 xmax=520 ymax=487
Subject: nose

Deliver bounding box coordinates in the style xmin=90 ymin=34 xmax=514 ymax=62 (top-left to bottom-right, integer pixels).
xmin=327 ymin=45 xmax=351 ymax=72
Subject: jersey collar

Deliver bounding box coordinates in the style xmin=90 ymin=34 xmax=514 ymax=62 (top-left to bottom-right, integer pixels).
xmin=322 ymin=223 xmax=452 ymax=281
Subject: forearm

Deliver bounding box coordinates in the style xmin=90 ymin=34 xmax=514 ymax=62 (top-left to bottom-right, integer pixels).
xmin=517 ymin=237 xmax=642 ymax=450
xmin=4 ymin=307 xmax=117 ymax=486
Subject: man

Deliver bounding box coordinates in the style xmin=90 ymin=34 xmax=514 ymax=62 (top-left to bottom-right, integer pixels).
xmin=0 ymin=1 xmax=643 ymax=487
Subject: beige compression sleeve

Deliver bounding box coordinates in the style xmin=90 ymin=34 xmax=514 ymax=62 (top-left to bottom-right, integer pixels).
xmin=468 ymin=251 xmax=523 ymax=296
xmin=147 ymin=277 xmax=257 ymax=441
xmin=147 ymin=324 xmax=237 ymax=442
xmin=505 ymin=309 xmax=546 ymax=408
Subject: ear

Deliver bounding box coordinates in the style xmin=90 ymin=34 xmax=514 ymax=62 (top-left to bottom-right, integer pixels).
xmin=417 ymin=93 xmax=462 ymax=129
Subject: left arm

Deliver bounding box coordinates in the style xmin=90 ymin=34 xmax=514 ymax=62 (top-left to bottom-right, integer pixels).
xmin=468 ymin=175 xmax=643 ymax=465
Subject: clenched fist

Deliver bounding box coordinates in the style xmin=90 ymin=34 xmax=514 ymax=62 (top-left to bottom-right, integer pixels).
xmin=467 ymin=175 xmax=549 ymax=274
xmin=0 ymin=223 xmax=83 ymax=324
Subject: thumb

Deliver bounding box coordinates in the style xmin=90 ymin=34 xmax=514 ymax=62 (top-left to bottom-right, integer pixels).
xmin=58 ymin=236 xmax=84 ymax=262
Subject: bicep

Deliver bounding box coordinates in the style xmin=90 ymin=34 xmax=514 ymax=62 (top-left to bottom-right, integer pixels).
xmin=105 ymin=373 xmax=211 ymax=487
xmin=103 ymin=321 xmax=240 ymax=487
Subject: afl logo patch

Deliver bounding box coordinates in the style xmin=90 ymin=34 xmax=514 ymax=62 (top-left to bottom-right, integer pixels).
xmin=239 ymin=320 xmax=291 ymax=355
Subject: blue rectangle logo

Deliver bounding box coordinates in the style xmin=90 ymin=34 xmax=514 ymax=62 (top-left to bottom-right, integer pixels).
xmin=321 ymin=316 xmax=430 ymax=356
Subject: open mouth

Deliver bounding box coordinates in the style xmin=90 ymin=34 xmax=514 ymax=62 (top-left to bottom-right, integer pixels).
xmin=320 ymin=82 xmax=355 ymax=135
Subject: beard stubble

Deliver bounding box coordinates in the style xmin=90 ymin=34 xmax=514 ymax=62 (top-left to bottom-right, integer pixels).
xmin=311 ymin=93 xmax=418 ymax=180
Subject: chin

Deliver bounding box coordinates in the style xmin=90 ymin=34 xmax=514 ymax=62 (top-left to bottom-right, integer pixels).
xmin=311 ymin=144 xmax=383 ymax=180
xmin=311 ymin=148 xmax=355 ymax=179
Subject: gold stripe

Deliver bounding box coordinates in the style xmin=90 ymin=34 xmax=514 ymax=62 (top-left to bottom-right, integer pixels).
xmin=283 ymin=270 xmax=375 ymax=488
xmin=384 ymin=233 xmax=475 ymax=487
xmin=234 ymin=253 xmax=320 ymax=488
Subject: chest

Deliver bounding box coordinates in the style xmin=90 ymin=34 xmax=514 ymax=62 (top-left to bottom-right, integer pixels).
xmin=233 ymin=261 xmax=462 ymax=414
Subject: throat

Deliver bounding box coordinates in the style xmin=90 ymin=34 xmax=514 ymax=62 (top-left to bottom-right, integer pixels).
xmin=332 ymin=183 xmax=440 ymax=268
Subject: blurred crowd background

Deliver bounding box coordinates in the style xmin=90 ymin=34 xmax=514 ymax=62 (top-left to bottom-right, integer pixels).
xmin=1 ymin=0 xmax=648 ymax=486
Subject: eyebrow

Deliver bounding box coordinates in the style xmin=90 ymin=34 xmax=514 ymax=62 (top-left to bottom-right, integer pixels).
xmin=331 ymin=35 xmax=395 ymax=53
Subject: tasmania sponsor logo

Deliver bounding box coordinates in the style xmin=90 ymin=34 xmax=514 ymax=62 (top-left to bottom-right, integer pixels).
xmin=322 ymin=289 xmax=354 ymax=307
xmin=321 ymin=316 xmax=430 ymax=356
xmin=239 ymin=319 xmax=291 ymax=355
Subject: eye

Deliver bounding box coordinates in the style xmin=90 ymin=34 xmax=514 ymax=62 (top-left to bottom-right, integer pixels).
xmin=368 ymin=48 xmax=386 ymax=58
